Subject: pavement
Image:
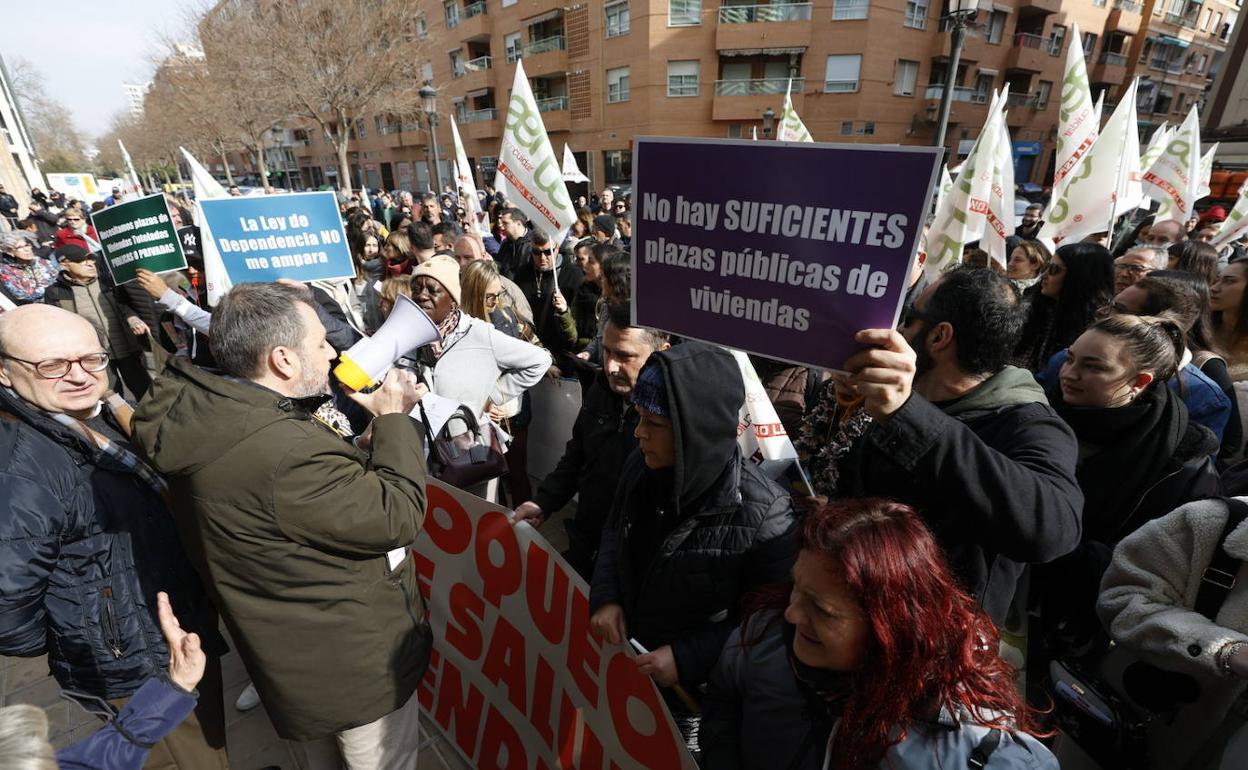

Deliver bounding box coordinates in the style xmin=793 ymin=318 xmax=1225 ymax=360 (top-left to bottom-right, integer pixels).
xmin=1 ymin=493 xmax=573 ymax=770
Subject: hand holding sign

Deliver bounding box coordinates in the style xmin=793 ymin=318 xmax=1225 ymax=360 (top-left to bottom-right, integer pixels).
xmin=591 ymin=602 xmax=627 ymax=646
xmin=843 ymin=329 xmax=917 ymax=420
xmin=636 ymin=645 xmax=679 ymax=687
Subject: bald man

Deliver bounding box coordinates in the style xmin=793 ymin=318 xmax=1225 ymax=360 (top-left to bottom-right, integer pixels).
xmin=0 ymin=305 xmax=227 ymax=769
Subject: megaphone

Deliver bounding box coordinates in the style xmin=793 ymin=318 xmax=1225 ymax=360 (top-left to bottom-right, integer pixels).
xmin=333 ymin=295 xmax=441 ymax=390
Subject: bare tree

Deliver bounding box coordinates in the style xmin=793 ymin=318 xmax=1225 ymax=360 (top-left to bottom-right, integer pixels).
xmin=8 ymin=58 xmax=90 ymax=172
xmin=217 ymin=0 xmax=427 ymax=195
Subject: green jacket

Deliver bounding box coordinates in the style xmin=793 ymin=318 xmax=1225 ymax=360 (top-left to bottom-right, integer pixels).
xmin=131 ymin=357 xmax=430 ymax=741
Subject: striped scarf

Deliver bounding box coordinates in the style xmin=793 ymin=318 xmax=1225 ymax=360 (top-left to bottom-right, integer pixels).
xmin=47 ymin=404 xmax=169 ymax=499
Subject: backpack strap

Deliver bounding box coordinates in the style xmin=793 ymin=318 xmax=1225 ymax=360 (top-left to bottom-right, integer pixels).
xmin=1194 ymin=497 xmax=1248 ymax=620
xmin=967 ymin=728 xmax=1002 ymax=769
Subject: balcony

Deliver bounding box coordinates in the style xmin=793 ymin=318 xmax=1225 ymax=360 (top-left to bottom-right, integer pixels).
xmin=515 ymin=35 xmax=567 ymax=75
xmin=455 ymin=2 xmax=491 ymax=41
xmin=1016 ymin=0 xmax=1060 ymax=13
xmin=1106 ymin=3 xmax=1142 ymax=34
xmin=712 ymin=77 xmax=805 ymax=120
xmin=1163 ymin=10 xmax=1200 ymax=29
xmin=1092 ymin=51 xmax=1129 ymax=85
xmin=1005 ymin=92 xmax=1042 ymax=110
xmin=460 ymin=56 xmax=494 ymax=92
xmin=716 ymin=3 xmax=813 ymax=50
xmin=537 ymin=97 xmax=570 ymax=132
xmin=923 ymin=85 xmax=990 ymax=126
xmin=461 ymin=108 xmax=501 ymax=140
xmin=1006 ymin=33 xmax=1049 ymax=72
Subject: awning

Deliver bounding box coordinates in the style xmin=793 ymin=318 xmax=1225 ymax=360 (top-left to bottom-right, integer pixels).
xmin=720 ymin=47 xmax=806 ymax=57
xmin=1157 ymin=34 xmax=1191 ymax=48
xmin=465 ymin=87 xmax=491 ymax=99
xmin=978 ymin=67 xmax=1000 ymax=76
xmin=992 ymin=3 xmax=1012 ymax=13
xmin=524 ymin=8 xmax=564 ymax=25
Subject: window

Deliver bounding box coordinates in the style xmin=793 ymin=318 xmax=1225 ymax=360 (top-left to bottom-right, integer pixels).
xmin=604 ymin=149 xmax=632 ymax=184
xmin=973 ymin=73 xmax=994 ymax=103
xmin=450 ymin=50 xmax=464 ymax=77
xmin=607 ymin=67 xmax=631 ymax=102
xmin=1083 ymin=33 xmax=1098 ymax=58
xmin=893 ymin=59 xmax=919 ymax=96
xmin=454 ymin=100 xmax=467 ymax=122
xmin=833 ymin=0 xmax=870 ymax=21
xmin=986 ymin=10 xmax=1007 ymax=44
xmin=1202 ymin=7 xmax=1213 ymax=29
xmin=606 ymin=0 xmax=631 ymax=36
xmin=478 ymin=156 xmax=499 ymax=184
xmin=857 ymin=121 xmax=876 ymax=135
xmin=667 ymin=60 xmax=700 ymax=96
xmin=505 ymin=32 xmax=522 ymax=63
xmin=727 ymin=124 xmax=742 ymax=138
xmin=422 ymin=61 xmax=434 ymax=81
xmin=824 ymin=55 xmax=862 ymax=93
xmin=1154 ymin=85 xmax=1174 ymax=114
xmin=840 ymin=121 xmax=854 ymax=135
xmin=355 ymin=118 xmax=366 ymax=139
xmin=444 ymin=1 xmax=460 ymax=28
xmin=669 ymin=0 xmax=702 ymax=26
xmin=415 ymin=14 xmax=428 ymax=38
xmin=1198 ymin=53 xmax=1208 ymax=73
xmin=1175 ymin=91 xmax=1186 ymax=113
xmin=1036 ymin=80 xmax=1053 ymax=109
xmin=904 ymin=0 xmax=928 ymax=29
xmin=1049 ymin=25 xmax=1066 ymax=56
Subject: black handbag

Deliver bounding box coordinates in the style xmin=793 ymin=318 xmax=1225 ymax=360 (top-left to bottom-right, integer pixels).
xmin=417 ymin=401 xmax=508 ymax=490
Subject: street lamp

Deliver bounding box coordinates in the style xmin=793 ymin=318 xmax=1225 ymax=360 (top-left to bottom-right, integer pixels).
xmin=762 ymin=107 xmax=776 ymax=138
xmin=933 ymin=0 xmax=981 ymax=152
xmin=420 ymin=81 xmax=443 ymax=193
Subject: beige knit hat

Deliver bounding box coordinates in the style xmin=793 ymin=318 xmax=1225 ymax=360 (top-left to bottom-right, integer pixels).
xmin=411 ymin=254 xmax=462 ymax=305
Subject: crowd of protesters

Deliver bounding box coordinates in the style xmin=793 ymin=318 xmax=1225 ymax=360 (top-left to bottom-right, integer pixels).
xmin=0 ymin=174 xmax=1247 ymax=770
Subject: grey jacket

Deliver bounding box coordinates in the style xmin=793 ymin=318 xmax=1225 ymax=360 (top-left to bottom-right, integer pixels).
xmin=703 ymin=611 xmax=1058 ymax=770
xmin=1097 ymin=497 xmax=1248 ymax=765
xmin=419 ymin=313 xmax=550 ymax=423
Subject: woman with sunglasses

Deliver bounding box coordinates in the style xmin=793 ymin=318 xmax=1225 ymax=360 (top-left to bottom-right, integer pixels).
xmin=702 ymin=498 xmax=1055 ymax=770
xmin=1013 ymin=242 xmax=1115 ymax=372
xmin=53 ymin=208 xmax=101 ymax=253
xmin=1034 ymin=314 xmax=1219 ymax=653
xmin=411 ymin=256 xmax=550 ymax=500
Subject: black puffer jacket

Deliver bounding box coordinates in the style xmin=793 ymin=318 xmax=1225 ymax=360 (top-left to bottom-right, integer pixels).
xmin=589 ymin=343 xmax=799 ymax=687
xmin=533 ymin=372 xmax=639 ymax=578
xmin=0 ymin=388 xmax=219 ymax=700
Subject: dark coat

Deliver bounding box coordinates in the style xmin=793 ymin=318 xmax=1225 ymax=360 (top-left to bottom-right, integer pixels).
xmin=513 ymin=255 xmax=585 ymax=363
xmin=57 ymin=676 xmax=198 ymax=770
xmin=589 ymin=343 xmax=799 ymax=687
xmin=494 ymin=231 xmax=531 ymax=279
xmin=533 ymin=374 xmax=639 ymax=576
xmin=835 ymin=368 xmax=1084 ymax=625
xmin=0 ymin=388 xmax=218 ymax=701
xmin=131 ymin=357 xmax=431 ymax=741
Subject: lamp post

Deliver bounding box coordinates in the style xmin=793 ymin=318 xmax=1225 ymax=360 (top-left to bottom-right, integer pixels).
xmin=933 ymin=0 xmax=981 ymax=152
xmin=762 ymin=107 xmax=776 ymax=139
xmin=420 ymin=81 xmax=443 ymax=193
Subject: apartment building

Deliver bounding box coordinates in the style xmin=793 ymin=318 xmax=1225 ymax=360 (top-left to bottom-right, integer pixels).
xmin=289 ymin=0 xmax=1240 ymax=192
xmin=0 ymin=52 xmax=43 ymax=212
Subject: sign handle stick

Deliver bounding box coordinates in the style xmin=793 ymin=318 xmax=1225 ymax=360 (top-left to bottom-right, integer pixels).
xmin=629 ymin=638 xmax=702 ymax=714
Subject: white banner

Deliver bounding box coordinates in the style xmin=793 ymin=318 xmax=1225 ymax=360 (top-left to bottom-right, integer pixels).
xmin=180 ymin=147 xmax=232 ymax=305
xmin=495 ymin=60 xmax=578 ymax=241
xmin=412 ymin=481 xmax=698 ymax=770
xmin=1197 ymin=143 xmax=1220 ymax=200
xmin=562 ymin=144 xmax=590 ymax=184
xmin=1143 ymin=105 xmax=1203 ymax=224
xmin=119 ymin=140 xmax=143 ymax=197
xmin=1138 ymin=123 xmax=1173 ymax=209
xmin=1048 ymin=24 xmax=1098 ymax=200
xmin=984 ymin=115 xmax=1015 ymax=267
xmin=1213 ymin=181 xmax=1248 ymax=248
xmin=450 ymin=116 xmax=490 ymax=239
xmin=777 ymin=79 xmax=813 ymax=143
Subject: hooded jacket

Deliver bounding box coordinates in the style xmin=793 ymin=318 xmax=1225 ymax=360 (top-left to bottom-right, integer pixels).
xmin=835 ymin=367 xmax=1084 ymax=625
xmin=131 ymin=357 xmax=431 ymax=741
xmin=589 ymin=343 xmax=799 ymax=686
xmin=0 ymin=388 xmax=218 ymax=701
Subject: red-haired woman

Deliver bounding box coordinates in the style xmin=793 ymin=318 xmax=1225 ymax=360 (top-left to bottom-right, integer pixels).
xmin=702 ymin=499 xmax=1056 ymax=770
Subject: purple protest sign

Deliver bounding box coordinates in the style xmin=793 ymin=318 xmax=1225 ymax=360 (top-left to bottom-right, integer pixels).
xmin=632 ymin=137 xmax=941 ymax=371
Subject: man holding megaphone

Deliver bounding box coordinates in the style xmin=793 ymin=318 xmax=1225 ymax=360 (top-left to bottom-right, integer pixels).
xmin=132 ymin=282 xmax=433 ymax=768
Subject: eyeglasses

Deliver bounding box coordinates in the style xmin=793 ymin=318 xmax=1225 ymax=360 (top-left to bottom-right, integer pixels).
xmin=1113 ymin=263 xmax=1152 ymax=276
xmin=901 ymin=307 xmax=940 ymax=327
xmin=64 ymin=217 xmax=83 ymax=223
xmin=1 ymin=352 xmax=110 ymax=379
xmin=483 ymin=292 xmax=501 ymax=305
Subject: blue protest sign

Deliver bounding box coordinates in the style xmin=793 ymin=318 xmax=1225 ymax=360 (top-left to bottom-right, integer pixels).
xmin=198 ymin=191 xmax=354 ymax=283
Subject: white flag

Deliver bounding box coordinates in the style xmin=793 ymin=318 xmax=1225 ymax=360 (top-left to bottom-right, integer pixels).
xmin=1045 ymin=24 xmax=1098 ymax=222
xmin=777 ymin=79 xmax=813 ymax=143
xmin=1143 ymin=105 xmax=1202 ymax=225
xmin=562 ymin=144 xmax=590 ymax=184
xmin=982 ymin=115 xmax=1014 ymax=268
xmin=1213 ymin=180 xmax=1248 ymax=248
xmin=728 ymin=349 xmax=805 ymax=488
xmin=926 ymin=88 xmax=1008 ymax=275
xmin=118 ymin=140 xmax=143 ymax=197
xmin=449 ymin=116 xmax=489 ymax=239
xmin=1092 ymin=89 xmax=1105 ymax=128
xmin=1138 ymin=123 xmax=1173 ymax=209
xmin=1197 ymin=143 xmax=1219 ymax=199
xmin=180 ymin=147 xmax=232 ymax=305
xmin=751 ymin=125 xmax=758 ymax=141
xmin=933 ymin=165 xmax=954 ymax=216
xmin=494 ymin=60 xmax=578 ymax=241
xmin=1041 ymin=79 xmax=1141 ymax=243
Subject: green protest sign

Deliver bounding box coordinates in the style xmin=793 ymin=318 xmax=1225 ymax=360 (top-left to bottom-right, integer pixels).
xmin=89 ymin=193 xmax=187 ymax=284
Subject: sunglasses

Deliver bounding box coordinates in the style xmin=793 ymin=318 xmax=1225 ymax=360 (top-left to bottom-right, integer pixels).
xmin=536 ymin=247 xmax=557 ymax=256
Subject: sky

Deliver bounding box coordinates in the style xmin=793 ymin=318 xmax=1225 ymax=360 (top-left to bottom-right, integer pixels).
xmin=0 ymin=0 xmax=192 ymax=142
